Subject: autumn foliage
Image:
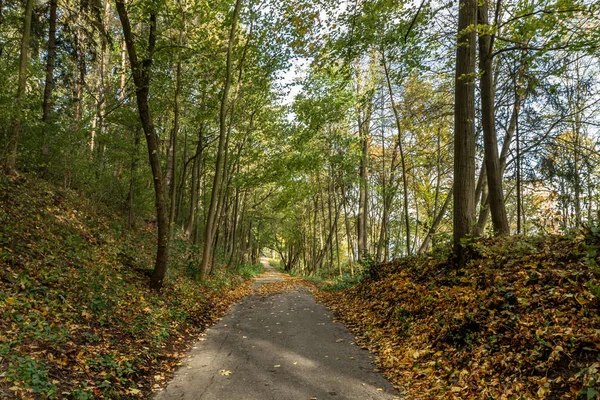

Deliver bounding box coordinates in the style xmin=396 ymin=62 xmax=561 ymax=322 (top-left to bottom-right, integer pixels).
xmin=0 ymin=175 xmax=253 ymax=398
xmin=315 ymin=235 xmax=600 ymax=399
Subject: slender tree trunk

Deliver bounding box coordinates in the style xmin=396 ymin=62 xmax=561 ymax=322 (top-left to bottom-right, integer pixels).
xmin=120 ymin=40 xmax=127 ymax=101
xmin=357 ymin=107 xmax=371 ymax=263
xmin=200 ymin=0 xmax=243 ymax=280
xmin=116 ymin=1 xmax=169 ymax=290
xmin=168 ymin=60 xmax=182 ymax=231
xmin=339 ymin=180 xmax=356 ymax=267
xmin=357 ymin=127 xmax=369 ymax=263
xmin=333 ymin=181 xmax=342 ymax=276
xmin=227 ymin=179 xmax=240 ymax=267
xmin=185 ymin=131 xmax=203 ymax=239
xmin=478 ymin=0 xmax=509 ymax=236
xmin=418 ymin=186 xmax=453 ymax=254
xmin=327 ymin=173 xmax=335 ymax=272
xmin=4 ymin=0 xmax=34 ymax=174
xmin=92 ymin=0 xmax=111 ymax=156
xmin=453 ymin=0 xmax=477 ymax=266
xmin=516 ymin=90 xmax=522 ymax=233
xmin=475 ymin=64 xmax=527 ymax=234
xmin=176 ymin=131 xmax=187 ymax=225
xmin=475 ymin=183 xmax=489 ymax=235
xmin=382 ymin=53 xmax=411 ymax=256
xmin=41 ymin=0 xmax=57 ymax=159
xmin=74 ymin=19 xmax=85 ymax=133
xmin=128 ymin=128 xmax=141 ymax=228
xmin=376 ymin=88 xmax=387 ymax=262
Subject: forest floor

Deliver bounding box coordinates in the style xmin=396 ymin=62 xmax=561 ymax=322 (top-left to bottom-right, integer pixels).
xmin=0 ymin=174 xmax=260 ymax=399
xmin=154 ymin=264 xmax=399 ymax=400
xmin=314 ymin=235 xmax=600 ymax=399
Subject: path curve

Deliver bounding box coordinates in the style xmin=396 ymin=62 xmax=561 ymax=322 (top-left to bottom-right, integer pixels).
xmin=154 ymin=259 xmax=400 ymax=400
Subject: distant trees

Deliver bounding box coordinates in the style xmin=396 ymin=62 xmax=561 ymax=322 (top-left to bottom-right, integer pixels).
xmin=0 ymin=0 xmax=599 ymax=283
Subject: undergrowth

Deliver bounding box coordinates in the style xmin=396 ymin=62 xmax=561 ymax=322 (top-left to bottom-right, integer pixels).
xmin=0 ymin=175 xmax=252 ymax=399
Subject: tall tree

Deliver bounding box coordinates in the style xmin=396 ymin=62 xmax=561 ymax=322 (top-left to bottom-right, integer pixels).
xmin=478 ymin=0 xmax=510 ymax=235
xmin=115 ymin=0 xmax=170 ymax=290
xmin=453 ymin=0 xmax=477 ymax=265
xmin=4 ymin=0 xmax=34 ymax=174
xmin=200 ymin=0 xmax=243 ymax=280
xmin=41 ymin=0 xmax=58 ymax=159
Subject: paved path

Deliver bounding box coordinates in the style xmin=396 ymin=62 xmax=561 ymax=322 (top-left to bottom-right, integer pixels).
xmin=252 ymin=259 xmax=284 ymax=289
xmin=154 ymin=260 xmax=399 ymax=400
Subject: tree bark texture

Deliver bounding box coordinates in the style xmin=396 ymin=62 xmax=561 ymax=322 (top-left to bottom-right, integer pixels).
xmin=453 ymin=0 xmax=477 ymax=266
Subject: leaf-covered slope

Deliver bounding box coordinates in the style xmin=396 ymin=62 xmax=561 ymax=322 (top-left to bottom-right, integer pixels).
xmin=315 ymin=235 xmax=600 ymax=399
xmin=0 ymin=175 xmax=252 ymax=399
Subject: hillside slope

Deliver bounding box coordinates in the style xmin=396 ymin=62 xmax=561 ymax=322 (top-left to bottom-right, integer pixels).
xmin=316 ymin=235 xmax=600 ymax=399
xmin=0 ymin=175 xmax=255 ymax=399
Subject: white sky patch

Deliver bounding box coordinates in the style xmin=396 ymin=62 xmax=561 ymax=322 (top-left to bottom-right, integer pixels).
xmin=276 ymin=57 xmax=309 ymax=122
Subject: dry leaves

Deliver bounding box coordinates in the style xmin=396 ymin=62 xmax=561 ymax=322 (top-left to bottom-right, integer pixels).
xmin=314 ymin=235 xmax=600 ymax=399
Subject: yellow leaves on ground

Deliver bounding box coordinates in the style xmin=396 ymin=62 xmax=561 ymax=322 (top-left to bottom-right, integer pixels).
xmin=254 ymin=279 xmax=315 ymax=296
xmin=313 ymin=235 xmax=600 ymax=399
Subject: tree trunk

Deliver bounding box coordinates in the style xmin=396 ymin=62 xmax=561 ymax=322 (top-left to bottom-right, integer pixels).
xmin=4 ymin=0 xmax=33 ymax=174
xmin=128 ymin=128 xmax=141 ymax=228
xmin=475 ymin=65 xmax=526 ymax=234
xmin=185 ymin=130 xmax=203 ymax=239
xmin=168 ymin=60 xmax=182 ymax=231
xmin=116 ymin=1 xmax=169 ymax=290
xmin=418 ymin=186 xmax=453 ymax=254
xmin=200 ymin=0 xmax=243 ymax=280
xmin=357 ymin=106 xmax=371 ymax=263
xmin=382 ymin=52 xmax=411 ymax=256
xmin=92 ymin=0 xmax=111 ymax=156
xmin=453 ymin=0 xmax=477 ymax=266
xmin=41 ymin=0 xmax=57 ymax=159
xmin=339 ymin=180 xmax=356 ymax=267
xmin=478 ymin=0 xmax=509 ymax=236
xmin=74 ymin=18 xmax=85 ymax=133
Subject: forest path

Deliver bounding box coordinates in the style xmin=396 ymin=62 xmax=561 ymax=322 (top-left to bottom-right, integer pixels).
xmin=153 ymin=259 xmax=400 ymax=400
xmin=252 ymin=257 xmax=285 ymax=288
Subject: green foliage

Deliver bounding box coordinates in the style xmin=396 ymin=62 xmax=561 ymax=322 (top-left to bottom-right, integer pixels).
xmin=321 ymin=271 xmax=364 ymax=291
xmin=235 ymin=263 xmax=264 ymax=279
xmin=6 ymin=355 xmax=58 ymax=397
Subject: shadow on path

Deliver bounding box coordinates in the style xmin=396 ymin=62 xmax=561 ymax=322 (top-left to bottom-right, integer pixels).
xmin=154 ymin=260 xmax=400 ymax=400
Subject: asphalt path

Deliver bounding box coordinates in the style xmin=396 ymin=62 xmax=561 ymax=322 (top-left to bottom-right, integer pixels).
xmin=154 ymin=261 xmax=400 ymax=400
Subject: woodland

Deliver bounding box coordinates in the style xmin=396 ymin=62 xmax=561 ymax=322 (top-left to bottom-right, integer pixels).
xmin=1 ymin=0 xmax=600 ymax=398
